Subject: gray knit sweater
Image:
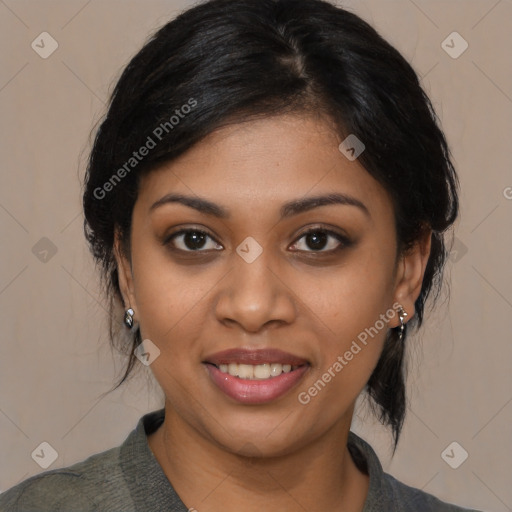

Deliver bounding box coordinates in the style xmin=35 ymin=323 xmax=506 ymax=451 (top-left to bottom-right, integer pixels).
xmin=0 ymin=409 xmax=483 ymax=511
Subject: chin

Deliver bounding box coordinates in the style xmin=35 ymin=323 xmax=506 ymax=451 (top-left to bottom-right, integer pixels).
xmin=205 ymin=414 xmax=310 ymax=459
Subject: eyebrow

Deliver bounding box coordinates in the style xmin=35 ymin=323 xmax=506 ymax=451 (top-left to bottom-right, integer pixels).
xmin=149 ymin=192 xmax=370 ymax=219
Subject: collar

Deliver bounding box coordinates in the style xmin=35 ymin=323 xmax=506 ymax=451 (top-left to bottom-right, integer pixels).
xmin=121 ymin=408 xmax=387 ymax=511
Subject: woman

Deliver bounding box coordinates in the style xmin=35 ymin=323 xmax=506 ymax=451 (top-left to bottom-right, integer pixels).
xmin=0 ymin=0 xmax=483 ymax=510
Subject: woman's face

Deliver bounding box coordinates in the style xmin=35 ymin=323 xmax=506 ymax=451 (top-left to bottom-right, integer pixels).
xmin=116 ymin=114 xmax=429 ymax=456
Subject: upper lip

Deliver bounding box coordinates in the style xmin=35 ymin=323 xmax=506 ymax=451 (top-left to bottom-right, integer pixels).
xmin=203 ymin=348 xmax=309 ymax=366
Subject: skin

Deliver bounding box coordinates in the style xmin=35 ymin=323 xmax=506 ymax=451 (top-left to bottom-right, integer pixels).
xmin=114 ymin=114 xmax=431 ymax=512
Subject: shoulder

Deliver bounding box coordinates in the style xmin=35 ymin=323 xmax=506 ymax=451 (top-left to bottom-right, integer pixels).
xmin=0 ymin=409 xmax=171 ymax=512
xmin=0 ymin=469 xmax=96 ymax=512
xmin=382 ymin=472 xmax=483 ymax=512
xmin=347 ymin=431 xmax=483 ymax=512
xmin=0 ymin=445 xmax=132 ymax=512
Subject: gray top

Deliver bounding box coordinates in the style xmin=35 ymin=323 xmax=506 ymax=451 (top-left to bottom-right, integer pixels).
xmin=0 ymin=408 xmax=482 ymax=511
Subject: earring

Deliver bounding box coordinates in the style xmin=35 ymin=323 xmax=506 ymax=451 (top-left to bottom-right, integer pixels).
xmin=397 ymin=306 xmax=408 ymax=341
xmin=124 ymin=308 xmax=134 ymax=329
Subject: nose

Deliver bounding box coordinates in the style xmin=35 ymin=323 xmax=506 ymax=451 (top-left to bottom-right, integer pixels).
xmin=214 ymin=246 xmax=297 ymax=333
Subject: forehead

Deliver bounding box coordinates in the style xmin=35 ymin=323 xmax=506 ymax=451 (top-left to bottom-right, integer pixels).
xmin=136 ymin=114 xmax=392 ymax=221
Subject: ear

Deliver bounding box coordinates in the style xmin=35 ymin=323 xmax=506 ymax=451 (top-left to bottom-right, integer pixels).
xmin=389 ymin=227 xmax=432 ymax=328
xmin=113 ymin=227 xmax=137 ymax=314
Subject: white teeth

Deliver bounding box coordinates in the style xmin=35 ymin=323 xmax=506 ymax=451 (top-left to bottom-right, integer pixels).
xmin=238 ymin=364 xmax=254 ymax=379
xmin=270 ymin=363 xmax=283 ymax=377
xmin=217 ymin=362 xmax=301 ymax=379
xmin=253 ymin=363 xmax=271 ymax=379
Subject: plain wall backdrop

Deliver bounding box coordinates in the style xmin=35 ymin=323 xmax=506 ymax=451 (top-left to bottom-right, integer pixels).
xmin=0 ymin=1 xmax=511 ymax=511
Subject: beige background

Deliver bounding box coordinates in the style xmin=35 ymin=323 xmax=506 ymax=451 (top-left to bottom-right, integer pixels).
xmin=0 ymin=0 xmax=511 ymax=510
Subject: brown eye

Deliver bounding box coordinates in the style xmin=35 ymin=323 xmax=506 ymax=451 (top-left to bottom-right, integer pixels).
xmin=165 ymin=229 xmax=223 ymax=252
xmin=290 ymin=228 xmax=351 ymax=253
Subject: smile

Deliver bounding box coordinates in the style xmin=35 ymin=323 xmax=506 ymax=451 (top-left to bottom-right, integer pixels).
xmin=203 ymin=348 xmax=310 ymax=404
xmin=215 ymin=362 xmax=302 ymax=379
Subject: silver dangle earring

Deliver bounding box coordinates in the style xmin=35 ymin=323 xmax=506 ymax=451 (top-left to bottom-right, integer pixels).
xmin=397 ymin=306 xmax=408 ymax=341
xmin=124 ymin=308 xmax=135 ymax=329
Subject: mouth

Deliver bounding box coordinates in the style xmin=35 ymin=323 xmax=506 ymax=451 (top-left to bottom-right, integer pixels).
xmin=202 ymin=348 xmax=310 ymax=404
xmin=205 ymin=362 xmax=305 ymax=380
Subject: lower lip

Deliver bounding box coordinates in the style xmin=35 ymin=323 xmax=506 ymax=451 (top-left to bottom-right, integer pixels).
xmin=204 ymin=364 xmax=309 ymax=404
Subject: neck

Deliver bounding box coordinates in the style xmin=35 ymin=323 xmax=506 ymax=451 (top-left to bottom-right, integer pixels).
xmin=147 ymin=402 xmax=369 ymax=512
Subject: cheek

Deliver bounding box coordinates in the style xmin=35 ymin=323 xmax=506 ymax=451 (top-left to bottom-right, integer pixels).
xmin=296 ymin=294 xmax=391 ymax=423
xmin=297 ymin=248 xmax=394 ymax=336
xmin=293 ymin=249 xmax=395 ymax=400
xmin=129 ymin=241 xmax=210 ymax=357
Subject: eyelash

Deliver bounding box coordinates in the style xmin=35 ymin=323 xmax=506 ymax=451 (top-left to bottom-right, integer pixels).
xmin=163 ymin=226 xmax=352 ymax=255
